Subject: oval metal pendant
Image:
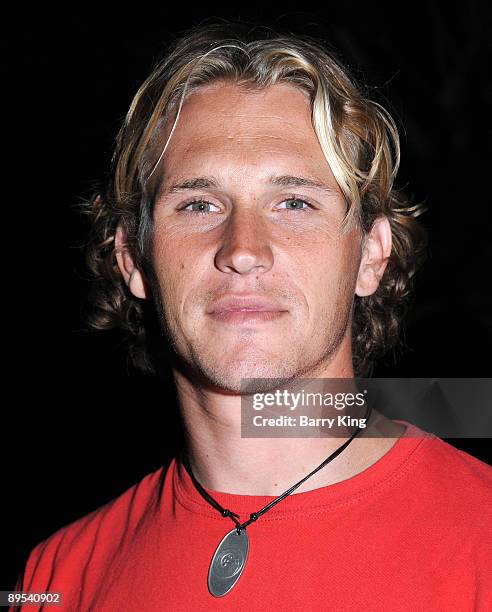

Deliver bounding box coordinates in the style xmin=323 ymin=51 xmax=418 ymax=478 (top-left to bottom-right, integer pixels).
xmin=208 ymin=528 xmax=249 ymax=597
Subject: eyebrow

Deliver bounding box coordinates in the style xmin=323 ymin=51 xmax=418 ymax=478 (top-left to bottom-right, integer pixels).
xmin=163 ymin=174 xmax=340 ymax=196
xmin=269 ymin=175 xmax=340 ymax=194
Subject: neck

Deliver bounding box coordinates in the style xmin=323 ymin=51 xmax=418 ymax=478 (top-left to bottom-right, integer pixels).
xmin=174 ymin=357 xmax=405 ymax=497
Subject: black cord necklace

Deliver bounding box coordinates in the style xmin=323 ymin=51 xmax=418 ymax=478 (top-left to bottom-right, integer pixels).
xmin=181 ymin=400 xmax=373 ymax=597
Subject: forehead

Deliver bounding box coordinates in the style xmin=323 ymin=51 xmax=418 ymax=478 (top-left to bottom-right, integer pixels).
xmin=157 ymin=81 xmax=337 ymax=186
xmin=174 ymin=80 xmax=312 ymax=135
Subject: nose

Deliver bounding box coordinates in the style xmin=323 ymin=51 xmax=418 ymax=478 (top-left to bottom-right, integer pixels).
xmin=214 ymin=208 xmax=274 ymax=275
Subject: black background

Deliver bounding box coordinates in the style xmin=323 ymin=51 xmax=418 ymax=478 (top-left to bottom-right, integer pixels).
xmin=3 ymin=2 xmax=491 ymax=590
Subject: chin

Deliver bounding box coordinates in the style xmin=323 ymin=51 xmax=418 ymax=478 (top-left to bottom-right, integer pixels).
xmin=194 ymin=354 xmax=301 ymax=394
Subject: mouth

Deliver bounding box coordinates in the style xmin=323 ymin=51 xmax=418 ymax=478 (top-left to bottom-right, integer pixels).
xmin=207 ymin=295 xmax=288 ymax=325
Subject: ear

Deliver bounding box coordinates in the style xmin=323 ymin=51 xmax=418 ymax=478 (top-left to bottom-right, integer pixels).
xmin=355 ymin=216 xmax=392 ymax=297
xmin=115 ymin=224 xmax=148 ymax=299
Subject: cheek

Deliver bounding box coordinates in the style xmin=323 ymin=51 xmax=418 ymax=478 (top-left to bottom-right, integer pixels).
xmin=291 ymin=234 xmax=360 ymax=313
xmin=151 ymin=239 xmax=186 ymax=308
xmin=152 ymin=232 xmax=210 ymax=324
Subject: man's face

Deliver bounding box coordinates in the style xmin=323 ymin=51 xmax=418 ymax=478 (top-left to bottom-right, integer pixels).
xmin=149 ymin=81 xmax=363 ymax=391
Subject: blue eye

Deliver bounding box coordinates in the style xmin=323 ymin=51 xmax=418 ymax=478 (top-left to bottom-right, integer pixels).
xmin=182 ymin=200 xmax=220 ymax=213
xmin=278 ymin=198 xmax=309 ymax=211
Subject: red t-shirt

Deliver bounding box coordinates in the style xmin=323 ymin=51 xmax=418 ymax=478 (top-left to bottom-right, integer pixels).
xmin=11 ymin=422 xmax=492 ymax=611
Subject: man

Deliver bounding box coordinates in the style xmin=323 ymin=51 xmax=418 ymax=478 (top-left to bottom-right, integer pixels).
xmin=12 ymin=23 xmax=491 ymax=611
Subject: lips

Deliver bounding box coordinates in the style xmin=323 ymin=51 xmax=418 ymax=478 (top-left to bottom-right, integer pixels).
xmin=205 ymin=294 xmax=289 ymax=327
xmin=207 ymin=295 xmax=287 ymax=315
